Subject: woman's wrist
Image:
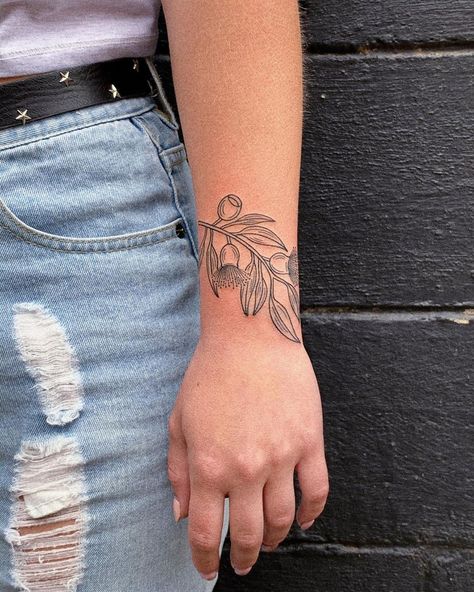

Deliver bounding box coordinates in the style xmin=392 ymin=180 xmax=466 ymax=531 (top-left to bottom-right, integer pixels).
xmin=197 ymin=193 xmax=302 ymax=344
xmin=198 ymin=304 xmax=303 ymax=348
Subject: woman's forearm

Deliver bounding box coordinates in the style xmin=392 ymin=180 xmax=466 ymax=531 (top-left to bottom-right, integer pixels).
xmin=163 ymin=4 xmax=327 ymax=580
xmin=162 ymin=0 xmax=304 ymax=343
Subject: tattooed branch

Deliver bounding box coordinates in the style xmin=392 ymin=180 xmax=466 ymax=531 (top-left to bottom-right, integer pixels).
xmin=198 ymin=194 xmax=301 ymax=343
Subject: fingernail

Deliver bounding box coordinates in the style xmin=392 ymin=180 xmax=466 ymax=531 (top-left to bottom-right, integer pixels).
xmin=199 ymin=571 xmax=217 ymax=581
xmin=300 ymin=519 xmax=315 ymax=530
xmin=234 ymin=566 xmax=252 ymax=576
xmin=172 ymin=497 xmax=181 ymax=522
xmin=261 ymin=544 xmax=275 ymax=552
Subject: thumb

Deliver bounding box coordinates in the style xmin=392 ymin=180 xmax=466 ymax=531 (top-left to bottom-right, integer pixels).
xmin=167 ymin=411 xmax=190 ymax=522
xmin=295 ymin=452 xmax=329 ymax=530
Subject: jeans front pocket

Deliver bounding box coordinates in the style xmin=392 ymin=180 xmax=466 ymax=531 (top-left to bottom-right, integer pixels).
xmin=0 ymin=103 xmax=187 ymax=253
xmin=0 ymin=201 xmax=186 ymax=253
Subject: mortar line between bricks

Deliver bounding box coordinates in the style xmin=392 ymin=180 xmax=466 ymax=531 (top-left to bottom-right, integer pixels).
xmin=157 ymin=44 xmax=474 ymax=60
xmin=304 ymin=41 xmax=474 ymax=57
xmin=223 ymin=541 xmax=474 ymax=553
xmin=301 ymin=305 xmax=474 ymax=315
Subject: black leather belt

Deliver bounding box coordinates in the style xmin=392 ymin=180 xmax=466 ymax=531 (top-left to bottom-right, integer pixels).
xmin=0 ymin=56 xmax=173 ymax=131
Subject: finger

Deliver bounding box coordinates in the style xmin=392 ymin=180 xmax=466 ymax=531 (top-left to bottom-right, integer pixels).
xmin=167 ymin=413 xmax=190 ymax=520
xmin=295 ymin=451 xmax=329 ymax=530
xmin=261 ymin=467 xmax=296 ymax=550
xmin=229 ymin=486 xmax=264 ymax=575
xmin=188 ymin=485 xmax=225 ymax=580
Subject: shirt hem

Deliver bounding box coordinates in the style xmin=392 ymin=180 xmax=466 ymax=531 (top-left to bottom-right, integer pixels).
xmin=0 ymin=37 xmax=158 ymax=77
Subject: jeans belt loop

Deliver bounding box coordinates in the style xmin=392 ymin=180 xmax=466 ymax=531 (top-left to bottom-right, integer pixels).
xmin=144 ymin=56 xmax=179 ymax=130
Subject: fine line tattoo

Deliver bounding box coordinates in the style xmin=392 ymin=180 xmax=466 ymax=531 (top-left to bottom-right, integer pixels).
xmin=197 ymin=194 xmax=301 ymax=343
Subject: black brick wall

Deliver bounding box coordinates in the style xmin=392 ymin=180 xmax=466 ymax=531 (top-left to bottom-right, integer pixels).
xmin=156 ymin=2 xmax=474 ymax=590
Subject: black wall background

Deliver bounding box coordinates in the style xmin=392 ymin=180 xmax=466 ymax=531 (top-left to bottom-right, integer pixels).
xmin=156 ymin=2 xmax=474 ymax=590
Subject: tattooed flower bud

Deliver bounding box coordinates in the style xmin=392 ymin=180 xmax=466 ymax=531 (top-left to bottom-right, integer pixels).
xmin=213 ymin=243 xmax=250 ymax=289
xmin=287 ymin=247 xmax=299 ymax=285
xmin=217 ymin=194 xmax=242 ymax=221
xmin=269 ymin=248 xmax=299 ymax=285
xmin=269 ymin=252 xmax=288 ymax=275
xmin=220 ymin=243 xmax=240 ymax=266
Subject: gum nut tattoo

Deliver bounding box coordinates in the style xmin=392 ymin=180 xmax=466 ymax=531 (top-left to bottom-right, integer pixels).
xmin=198 ymin=194 xmax=301 ymax=343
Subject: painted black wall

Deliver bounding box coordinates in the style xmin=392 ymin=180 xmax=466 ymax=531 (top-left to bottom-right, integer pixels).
xmin=156 ymin=2 xmax=474 ymax=590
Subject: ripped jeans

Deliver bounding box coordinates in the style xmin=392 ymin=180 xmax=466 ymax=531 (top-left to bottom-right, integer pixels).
xmin=0 ymin=78 xmax=229 ymax=590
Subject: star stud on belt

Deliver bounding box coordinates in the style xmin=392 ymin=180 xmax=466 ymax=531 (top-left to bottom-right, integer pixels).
xmin=15 ymin=109 xmax=31 ymax=124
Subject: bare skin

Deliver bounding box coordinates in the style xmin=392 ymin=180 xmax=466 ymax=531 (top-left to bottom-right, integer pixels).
xmin=162 ymin=0 xmax=329 ymax=581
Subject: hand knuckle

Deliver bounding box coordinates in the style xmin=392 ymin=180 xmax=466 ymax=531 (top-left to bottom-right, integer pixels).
xmin=189 ymin=530 xmax=217 ymax=553
xmin=233 ymin=532 xmax=261 ymax=550
xmin=193 ymin=454 xmax=225 ymax=485
xmin=310 ymin=482 xmax=329 ymax=506
xmin=320 ymin=479 xmax=330 ymax=499
xmin=268 ymin=443 xmax=294 ymax=467
xmin=300 ymin=431 xmax=319 ymax=453
xmin=267 ymin=513 xmax=293 ymax=531
xmin=233 ymin=453 xmax=266 ymax=482
xmin=238 ymin=464 xmax=261 ymax=482
xmin=196 ymin=466 xmax=221 ymax=486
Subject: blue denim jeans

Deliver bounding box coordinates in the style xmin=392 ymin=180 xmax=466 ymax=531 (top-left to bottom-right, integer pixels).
xmin=0 ymin=75 xmax=229 ymax=591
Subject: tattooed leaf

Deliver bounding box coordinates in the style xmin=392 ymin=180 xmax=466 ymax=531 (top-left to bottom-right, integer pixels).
xmin=224 ymin=214 xmax=275 ymax=227
xmin=206 ymin=230 xmax=219 ymax=297
xmin=287 ymin=282 xmax=300 ymax=319
xmin=253 ymin=260 xmax=268 ymax=315
xmin=240 ymin=256 xmax=268 ymax=315
xmin=274 ymin=276 xmax=300 ymax=319
xmin=240 ymin=254 xmax=257 ymax=315
xmin=237 ymin=226 xmax=287 ymax=250
xmin=198 ymin=227 xmax=208 ymax=269
xmin=269 ymin=293 xmax=300 ymax=343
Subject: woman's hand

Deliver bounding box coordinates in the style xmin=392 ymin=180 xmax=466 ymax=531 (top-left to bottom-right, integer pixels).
xmin=167 ymin=334 xmax=329 ymax=580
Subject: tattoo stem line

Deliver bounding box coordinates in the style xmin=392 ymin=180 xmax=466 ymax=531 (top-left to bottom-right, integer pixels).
xmin=198 ymin=221 xmax=276 ymax=276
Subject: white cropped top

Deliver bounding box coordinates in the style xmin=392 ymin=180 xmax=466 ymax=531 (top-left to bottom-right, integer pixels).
xmin=0 ymin=0 xmax=162 ymax=76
